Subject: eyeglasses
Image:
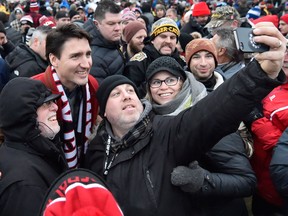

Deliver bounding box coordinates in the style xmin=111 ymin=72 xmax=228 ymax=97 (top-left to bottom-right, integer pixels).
xmin=149 ymin=77 xmax=180 ymax=88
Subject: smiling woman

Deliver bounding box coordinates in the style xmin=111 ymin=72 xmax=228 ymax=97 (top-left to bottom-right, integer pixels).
xmin=0 ymin=77 xmax=68 ymax=216
xmin=37 ymin=99 xmax=60 ymax=140
xmin=145 ymin=56 xmax=206 ymax=115
xmin=145 ymin=56 xmax=257 ymax=216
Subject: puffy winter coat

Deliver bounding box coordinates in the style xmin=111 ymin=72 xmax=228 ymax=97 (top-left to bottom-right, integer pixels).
xmin=83 ymin=19 xmax=125 ymax=84
xmin=250 ymin=82 xmax=288 ymax=206
xmin=5 ymin=43 xmax=48 ymax=78
xmin=270 ymin=127 xmax=288 ymax=214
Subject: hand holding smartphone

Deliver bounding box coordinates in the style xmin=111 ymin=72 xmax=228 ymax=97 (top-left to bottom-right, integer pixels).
xmin=233 ymin=27 xmax=269 ymax=53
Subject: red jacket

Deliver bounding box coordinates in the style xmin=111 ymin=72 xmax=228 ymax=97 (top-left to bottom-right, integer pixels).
xmin=33 ymin=66 xmax=99 ymax=167
xmin=33 ymin=66 xmax=99 ymax=126
xmin=251 ymin=82 xmax=288 ymax=206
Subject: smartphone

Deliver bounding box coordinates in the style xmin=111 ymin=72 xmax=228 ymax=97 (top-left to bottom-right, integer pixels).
xmin=233 ymin=27 xmax=269 ymax=53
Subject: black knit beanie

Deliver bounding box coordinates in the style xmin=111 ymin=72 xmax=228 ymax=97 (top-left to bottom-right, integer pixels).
xmin=146 ymin=56 xmax=186 ymax=82
xmin=97 ymin=75 xmax=139 ymax=118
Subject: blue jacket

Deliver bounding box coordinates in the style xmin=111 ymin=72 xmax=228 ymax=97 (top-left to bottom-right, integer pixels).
xmin=0 ymin=57 xmax=10 ymax=91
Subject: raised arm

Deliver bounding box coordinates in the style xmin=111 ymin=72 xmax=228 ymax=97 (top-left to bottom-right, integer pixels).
xmin=162 ymin=22 xmax=286 ymax=165
xmin=252 ymin=22 xmax=286 ymax=79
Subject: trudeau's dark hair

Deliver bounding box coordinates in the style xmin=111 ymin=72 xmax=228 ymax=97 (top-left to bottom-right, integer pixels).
xmin=45 ymin=23 xmax=91 ymax=65
xmin=93 ymin=0 xmax=121 ymax=21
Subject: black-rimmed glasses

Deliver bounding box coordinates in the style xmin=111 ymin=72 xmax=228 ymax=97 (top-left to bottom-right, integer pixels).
xmin=149 ymin=77 xmax=180 ymax=88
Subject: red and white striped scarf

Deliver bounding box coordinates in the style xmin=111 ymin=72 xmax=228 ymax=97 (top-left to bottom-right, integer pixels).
xmin=52 ymin=70 xmax=92 ymax=168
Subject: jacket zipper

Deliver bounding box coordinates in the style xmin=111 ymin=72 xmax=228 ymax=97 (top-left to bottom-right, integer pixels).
xmin=146 ymin=170 xmax=154 ymax=188
xmin=146 ymin=170 xmax=157 ymax=208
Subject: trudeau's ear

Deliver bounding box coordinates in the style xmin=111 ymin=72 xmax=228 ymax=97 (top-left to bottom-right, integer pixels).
xmin=49 ymin=53 xmax=59 ymax=68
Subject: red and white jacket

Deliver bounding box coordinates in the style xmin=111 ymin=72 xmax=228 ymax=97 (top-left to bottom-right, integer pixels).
xmin=251 ymin=82 xmax=288 ymax=206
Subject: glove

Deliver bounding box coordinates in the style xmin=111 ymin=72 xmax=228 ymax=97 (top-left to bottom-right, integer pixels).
xmin=171 ymin=161 xmax=207 ymax=193
xmin=243 ymin=105 xmax=263 ymax=128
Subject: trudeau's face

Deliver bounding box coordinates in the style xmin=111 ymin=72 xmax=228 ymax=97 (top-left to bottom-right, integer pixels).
xmin=49 ymin=38 xmax=92 ymax=91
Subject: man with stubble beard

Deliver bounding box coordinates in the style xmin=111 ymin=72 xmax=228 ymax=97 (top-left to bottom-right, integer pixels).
xmin=122 ymin=20 xmax=147 ymax=62
xmin=124 ymin=17 xmax=186 ymax=98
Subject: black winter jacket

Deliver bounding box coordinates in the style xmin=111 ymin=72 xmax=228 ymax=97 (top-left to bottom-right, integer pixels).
xmin=270 ymin=127 xmax=288 ymax=214
xmin=85 ymin=60 xmax=285 ymax=216
xmin=195 ymin=132 xmax=256 ymax=216
xmin=0 ymin=40 xmax=15 ymax=58
xmin=83 ymin=19 xmax=125 ymax=84
xmin=4 ymin=25 xmax=21 ymax=46
xmin=5 ymin=44 xmax=48 ymax=78
xmin=180 ymin=16 xmax=210 ymax=37
xmin=124 ymin=44 xmax=186 ymax=98
xmin=0 ymin=78 xmax=68 ymax=216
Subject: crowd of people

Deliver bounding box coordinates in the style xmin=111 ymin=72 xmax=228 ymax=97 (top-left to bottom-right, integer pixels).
xmin=0 ymin=0 xmax=288 ymax=215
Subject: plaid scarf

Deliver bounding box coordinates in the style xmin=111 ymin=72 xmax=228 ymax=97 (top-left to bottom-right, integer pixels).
xmin=52 ymin=69 xmax=92 ymax=168
xmin=101 ymin=100 xmax=153 ymax=153
xmin=112 ymin=116 xmax=152 ymax=152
